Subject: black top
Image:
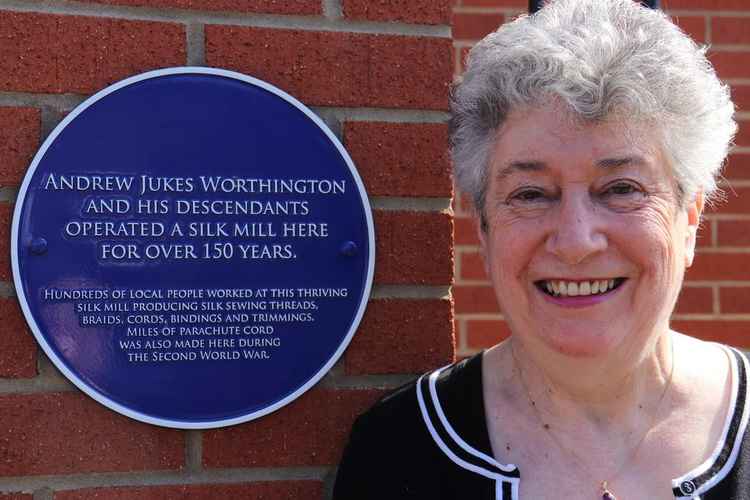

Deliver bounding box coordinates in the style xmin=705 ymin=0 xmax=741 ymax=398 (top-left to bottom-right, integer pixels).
xmin=333 ymin=346 xmax=750 ymax=499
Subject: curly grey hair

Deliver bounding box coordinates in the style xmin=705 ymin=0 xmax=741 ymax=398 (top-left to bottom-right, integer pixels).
xmin=450 ymin=0 xmax=736 ymax=225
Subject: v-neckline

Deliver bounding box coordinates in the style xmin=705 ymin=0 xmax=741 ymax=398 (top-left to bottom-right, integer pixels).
xmin=419 ymin=345 xmax=749 ymax=499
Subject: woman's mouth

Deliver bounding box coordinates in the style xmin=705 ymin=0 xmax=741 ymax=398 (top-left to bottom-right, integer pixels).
xmin=535 ymin=278 xmax=627 ymax=297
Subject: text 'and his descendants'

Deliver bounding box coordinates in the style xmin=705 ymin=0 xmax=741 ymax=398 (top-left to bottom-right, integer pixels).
xmin=44 ymin=173 xmax=345 ymax=262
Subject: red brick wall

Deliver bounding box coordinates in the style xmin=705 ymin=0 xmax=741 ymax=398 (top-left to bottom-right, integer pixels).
xmin=453 ymin=0 xmax=750 ymax=357
xmin=0 ymin=1 xmax=453 ymax=497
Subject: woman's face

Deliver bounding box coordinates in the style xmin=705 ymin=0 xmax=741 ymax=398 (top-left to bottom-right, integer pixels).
xmin=479 ymin=105 xmax=702 ymax=359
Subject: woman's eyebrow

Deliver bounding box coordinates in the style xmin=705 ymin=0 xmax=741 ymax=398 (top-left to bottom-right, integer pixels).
xmin=496 ymin=155 xmax=650 ymax=182
xmin=596 ymin=156 xmax=649 ymax=169
xmin=496 ymin=160 xmax=546 ymax=181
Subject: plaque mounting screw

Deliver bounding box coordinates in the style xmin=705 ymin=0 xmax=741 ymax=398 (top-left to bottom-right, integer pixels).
xmin=30 ymin=237 xmax=48 ymax=255
xmin=340 ymin=241 xmax=358 ymax=257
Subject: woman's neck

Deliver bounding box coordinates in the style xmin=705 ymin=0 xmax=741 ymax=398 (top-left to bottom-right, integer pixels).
xmin=495 ymin=332 xmax=675 ymax=428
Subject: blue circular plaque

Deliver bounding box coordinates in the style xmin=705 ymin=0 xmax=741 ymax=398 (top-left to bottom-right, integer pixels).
xmin=12 ymin=67 xmax=375 ymax=429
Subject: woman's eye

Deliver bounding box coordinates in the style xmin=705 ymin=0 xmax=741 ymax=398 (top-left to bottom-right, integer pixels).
xmin=510 ymin=189 xmax=546 ymax=203
xmin=600 ymin=181 xmax=648 ymax=211
xmin=603 ymin=182 xmax=641 ymax=197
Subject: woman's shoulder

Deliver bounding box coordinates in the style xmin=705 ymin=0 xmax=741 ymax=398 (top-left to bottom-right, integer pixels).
xmin=673 ymin=333 xmax=736 ymax=395
xmin=332 ymin=354 xmax=493 ymax=500
xmin=350 ymin=353 xmax=486 ymax=440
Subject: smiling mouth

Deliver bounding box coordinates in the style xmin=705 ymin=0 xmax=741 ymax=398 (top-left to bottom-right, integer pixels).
xmin=535 ymin=278 xmax=627 ymax=297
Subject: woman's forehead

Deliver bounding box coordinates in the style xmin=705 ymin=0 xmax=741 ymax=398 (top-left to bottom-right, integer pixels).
xmin=489 ymin=106 xmax=664 ymax=178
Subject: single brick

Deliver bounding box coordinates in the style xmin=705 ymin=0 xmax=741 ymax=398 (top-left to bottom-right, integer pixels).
xmin=206 ymin=27 xmax=452 ymax=110
xmin=687 ymin=252 xmax=750 ymax=281
xmin=0 ymin=299 xmax=37 ymax=378
xmin=459 ymin=250 xmax=488 ymax=281
xmin=453 ymin=12 xmax=504 ymax=41
xmin=55 ymin=482 xmax=323 ymax=500
xmin=0 ymin=107 xmax=40 ymax=186
xmin=717 ymin=220 xmax=750 ymax=246
xmin=374 ymin=211 xmax=453 ymax=285
xmin=465 ymin=319 xmax=511 ymax=350
xmin=343 ymin=0 xmax=451 ymax=25
xmin=454 ymin=284 xmax=500 ymax=314
xmin=342 ymin=122 xmax=452 ymax=197
xmin=0 ymin=392 xmax=183 ymax=476
xmin=719 ymin=287 xmax=750 ymax=314
xmin=675 ymin=286 xmax=714 ymax=314
xmin=0 ymin=203 xmax=11 ymax=280
xmin=672 ymin=320 xmax=749 ymax=347
xmin=0 ymin=11 xmax=185 ymax=94
xmin=455 ymin=215 xmax=479 ymax=246
xmin=724 ymin=153 xmax=750 ymax=180
xmin=673 ymin=15 xmax=706 ymax=43
xmin=345 ymin=298 xmax=454 ymax=375
xmin=202 ymin=388 xmax=382 ymax=467
xmin=711 ymin=52 xmax=750 ymax=81
xmin=712 ymin=17 xmax=750 ymax=45
xmin=76 ymin=0 xmax=319 ymax=15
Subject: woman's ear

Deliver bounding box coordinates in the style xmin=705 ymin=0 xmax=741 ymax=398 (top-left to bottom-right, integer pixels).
xmin=685 ymin=189 xmax=705 ymax=268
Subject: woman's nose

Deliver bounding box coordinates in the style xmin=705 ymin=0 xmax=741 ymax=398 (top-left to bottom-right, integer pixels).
xmin=544 ymin=192 xmax=607 ymax=265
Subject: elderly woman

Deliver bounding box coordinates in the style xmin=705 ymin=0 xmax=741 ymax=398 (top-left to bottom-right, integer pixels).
xmin=333 ymin=0 xmax=746 ymax=498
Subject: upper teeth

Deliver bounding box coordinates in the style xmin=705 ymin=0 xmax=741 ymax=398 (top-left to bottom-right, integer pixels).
xmin=544 ymin=279 xmax=617 ymax=297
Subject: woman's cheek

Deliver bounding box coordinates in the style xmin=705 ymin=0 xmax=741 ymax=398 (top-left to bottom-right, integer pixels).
xmin=621 ymin=203 xmax=682 ymax=282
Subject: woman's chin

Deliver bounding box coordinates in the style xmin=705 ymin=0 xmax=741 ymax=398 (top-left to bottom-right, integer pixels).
xmin=537 ymin=327 xmax=622 ymax=358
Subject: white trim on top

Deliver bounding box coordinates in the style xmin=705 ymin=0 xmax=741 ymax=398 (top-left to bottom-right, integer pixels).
xmin=10 ymin=66 xmax=376 ymax=429
xmin=416 ymin=373 xmax=513 ymax=482
xmin=427 ymin=368 xmax=518 ymax=473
